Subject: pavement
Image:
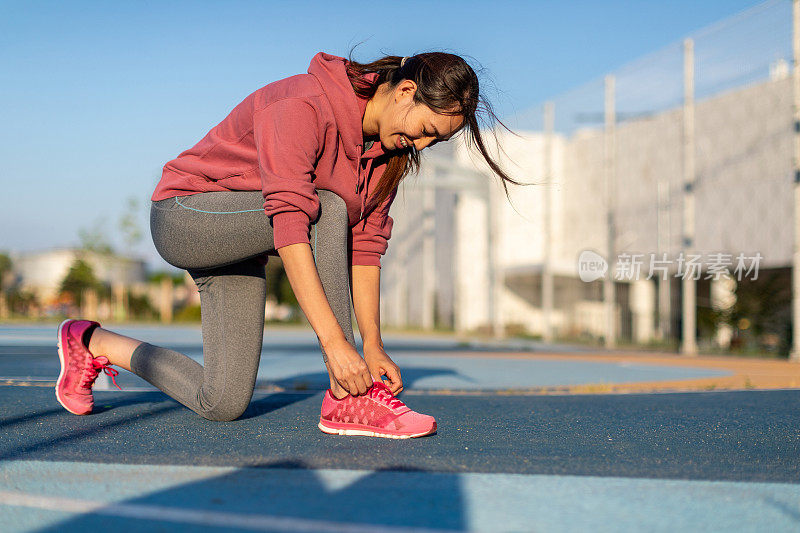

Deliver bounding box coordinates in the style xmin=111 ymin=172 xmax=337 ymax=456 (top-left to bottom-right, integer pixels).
xmin=1 ymin=323 xmax=799 ymax=532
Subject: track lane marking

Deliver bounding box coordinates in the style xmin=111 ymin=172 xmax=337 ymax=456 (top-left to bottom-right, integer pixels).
xmin=0 ymin=490 xmax=457 ymax=533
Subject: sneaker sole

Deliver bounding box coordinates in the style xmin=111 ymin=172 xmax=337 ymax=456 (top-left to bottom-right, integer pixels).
xmin=55 ymin=319 xmax=88 ymax=415
xmin=318 ymin=419 xmax=436 ymax=439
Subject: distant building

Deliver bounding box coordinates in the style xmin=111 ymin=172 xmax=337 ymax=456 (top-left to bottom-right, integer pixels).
xmin=382 ymin=73 xmax=789 ymax=345
xmin=11 ymin=249 xmax=146 ymax=303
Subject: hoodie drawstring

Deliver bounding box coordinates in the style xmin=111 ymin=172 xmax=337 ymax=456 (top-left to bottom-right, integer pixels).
xmin=361 ymin=156 xmax=375 ymax=227
xmin=356 ymin=143 xmax=375 ymax=224
xmin=356 ymin=144 xmax=364 ymax=219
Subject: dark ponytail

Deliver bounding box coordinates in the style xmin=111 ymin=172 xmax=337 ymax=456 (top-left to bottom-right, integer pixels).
xmin=346 ymin=51 xmax=523 ymax=215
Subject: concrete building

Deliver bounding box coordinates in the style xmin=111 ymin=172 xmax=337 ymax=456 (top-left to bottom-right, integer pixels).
xmin=380 ymin=73 xmax=791 ymax=344
xmin=11 ymin=249 xmax=147 ymax=303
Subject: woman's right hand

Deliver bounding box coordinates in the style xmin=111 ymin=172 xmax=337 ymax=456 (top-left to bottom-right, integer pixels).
xmin=323 ymin=336 xmax=373 ymax=396
xmin=276 ymin=243 xmax=372 ymax=396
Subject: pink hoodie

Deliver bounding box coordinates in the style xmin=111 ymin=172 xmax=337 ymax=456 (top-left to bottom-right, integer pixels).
xmin=152 ymin=52 xmax=396 ymax=267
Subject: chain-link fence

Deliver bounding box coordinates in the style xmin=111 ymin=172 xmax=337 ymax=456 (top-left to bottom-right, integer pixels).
xmin=383 ymin=0 xmax=797 ymax=358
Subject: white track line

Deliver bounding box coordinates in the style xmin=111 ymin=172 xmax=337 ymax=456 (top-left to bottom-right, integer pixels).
xmin=0 ymin=490 xmax=456 ymax=533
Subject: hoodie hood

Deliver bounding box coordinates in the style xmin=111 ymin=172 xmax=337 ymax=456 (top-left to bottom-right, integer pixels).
xmin=307 ymin=52 xmax=368 ymax=160
xmin=307 ymin=52 xmax=385 ymax=219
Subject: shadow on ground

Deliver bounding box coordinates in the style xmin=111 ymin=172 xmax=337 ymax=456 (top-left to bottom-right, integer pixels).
xmin=35 ymin=460 xmax=467 ymax=532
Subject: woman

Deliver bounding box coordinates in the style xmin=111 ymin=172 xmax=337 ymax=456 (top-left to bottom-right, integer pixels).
xmin=55 ymin=51 xmax=519 ymax=438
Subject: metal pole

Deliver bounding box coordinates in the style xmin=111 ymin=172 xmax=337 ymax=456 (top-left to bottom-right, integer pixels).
xmin=487 ymin=182 xmax=503 ymax=338
xmin=391 ymin=212 xmax=409 ymax=329
xmin=422 ymin=184 xmax=436 ymax=330
xmin=453 ymin=193 xmax=464 ymax=335
xmin=398 ymin=234 xmax=408 ymax=328
xmin=543 ymin=102 xmax=555 ymax=343
xmin=791 ymin=0 xmax=800 ymax=362
xmin=603 ymin=75 xmax=617 ymax=348
xmin=657 ymin=180 xmax=672 ymax=341
xmin=159 ymin=277 xmax=172 ymax=324
xmin=681 ymin=37 xmax=698 ymax=356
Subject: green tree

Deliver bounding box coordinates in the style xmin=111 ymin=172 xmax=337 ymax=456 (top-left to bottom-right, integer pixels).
xmin=147 ymin=270 xmax=186 ymax=285
xmin=8 ymin=289 xmax=38 ymax=316
xmin=60 ymin=259 xmax=104 ymax=307
xmin=127 ymin=291 xmax=156 ymax=319
xmin=265 ymin=258 xmax=298 ymax=306
xmin=0 ymin=252 xmax=12 ymax=290
xmin=118 ymin=197 xmax=143 ymax=250
xmin=78 ymin=218 xmax=114 ymax=254
xmin=727 ymin=269 xmax=791 ymax=356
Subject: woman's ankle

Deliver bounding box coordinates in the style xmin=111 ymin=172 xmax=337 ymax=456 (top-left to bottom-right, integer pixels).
xmin=87 ymin=327 xmax=105 ymax=357
xmin=87 ymin=328 xmax=138 ymax=372
xmin=82 ymin=324 xmax=99 ymax=351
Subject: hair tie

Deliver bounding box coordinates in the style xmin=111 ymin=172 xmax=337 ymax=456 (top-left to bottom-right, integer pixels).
xmin=400 ymin=56 xmax=408 ymax=68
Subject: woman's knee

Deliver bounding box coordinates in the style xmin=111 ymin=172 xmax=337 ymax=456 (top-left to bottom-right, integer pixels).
xmin=197 ymin=389 xmax=253 ymax=422
xmin=200 ymin=399 xmax=250 ymax=422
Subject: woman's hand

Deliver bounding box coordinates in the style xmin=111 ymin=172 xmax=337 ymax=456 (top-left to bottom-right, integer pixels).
xmin=364 ymin=343 xmax=403 ymax=395
xmin=323 ymin=337 xmax=373 ymax=396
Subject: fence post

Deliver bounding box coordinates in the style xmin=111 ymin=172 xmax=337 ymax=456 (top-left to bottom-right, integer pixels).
xmin=82 ymin=289 xmax=98 ymax=321
xmin=604 ymin=74 xmax=617 ymax=348
xmin=113 ymin=282 xmax=126 ymax=323
xmin=159 ymin=277 xmax=173 ymax=324
xmin=452 ymin=193 xmax=464 ymax=335
xmin=543 ymin=101 xmax=555 ymax=343
xmin=422 ymin=182 xmax=436 ymax=330
xmin=656 ymin=180 xmax=672 ymax=341
xmin=486 ymin=179 xmax=503 ymax=338
xmin=681 ymin=37 xmax=698 ymax=356
xmin=791 ymin=0 xmax=800 ymax=362
xmin=396 ymin=230 xmax=408 ymax=329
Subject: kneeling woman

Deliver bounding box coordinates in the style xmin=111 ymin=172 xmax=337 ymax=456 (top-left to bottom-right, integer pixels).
xmin=55 ymin=51 xmax=518 ymax=438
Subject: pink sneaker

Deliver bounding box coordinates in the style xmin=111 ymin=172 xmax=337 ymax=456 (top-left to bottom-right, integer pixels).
xmin=56 ymin=319 xmax=120 ymax=415
xmin=318 ymin=381 xmax=437 ymax=439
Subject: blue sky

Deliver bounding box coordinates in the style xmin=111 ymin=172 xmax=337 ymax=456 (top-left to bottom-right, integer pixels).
xmin=0 ymin=0 xmax=761 ymax=265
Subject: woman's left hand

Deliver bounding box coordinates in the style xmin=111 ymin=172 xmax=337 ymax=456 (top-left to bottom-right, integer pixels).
xmin=364 ymin=343 xmax=403 ymax=395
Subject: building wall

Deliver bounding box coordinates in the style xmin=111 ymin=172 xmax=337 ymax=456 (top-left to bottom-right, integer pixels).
xmin=381 ymin=76 xmax=791 ymax=337
xmin=434 ymin=189 xmax=457 ymax=328
xmin=693 ymin=77 xmax=792 ymax=266
xmin=555 ymin=76 xmax=792 ymax=266
xmin=453 ymin=191 xmax=490 ymax=331
xmin=12 ymin=249 xmax=146 ymax=302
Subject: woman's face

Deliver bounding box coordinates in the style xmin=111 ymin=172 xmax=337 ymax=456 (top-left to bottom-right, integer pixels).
xmin=378 ymin=80 xmax=464 ymax=152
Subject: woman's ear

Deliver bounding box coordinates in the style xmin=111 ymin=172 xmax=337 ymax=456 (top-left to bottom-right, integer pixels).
xmin=395 ymin=79 xmax=418 ymax=103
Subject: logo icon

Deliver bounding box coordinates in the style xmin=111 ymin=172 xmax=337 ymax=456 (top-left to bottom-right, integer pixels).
xmin=578 ymin=250 xmax=608 ymax=282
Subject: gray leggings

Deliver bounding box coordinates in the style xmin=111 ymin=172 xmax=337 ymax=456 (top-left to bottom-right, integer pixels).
xmin=132 ymin=190 xmax=355 ymax=421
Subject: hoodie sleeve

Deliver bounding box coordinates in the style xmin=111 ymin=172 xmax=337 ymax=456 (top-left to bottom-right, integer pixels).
xmin=351 ymin=187 xmax=398 ymax=267
xmin=254 ymin=98 xmax=322 ymax=250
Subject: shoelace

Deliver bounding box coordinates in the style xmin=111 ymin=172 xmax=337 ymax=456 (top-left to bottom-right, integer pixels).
xmin=81 ymin=356 xmax=122 ymax=390
xmin=370 ymin=384 xmax=405 ymax=410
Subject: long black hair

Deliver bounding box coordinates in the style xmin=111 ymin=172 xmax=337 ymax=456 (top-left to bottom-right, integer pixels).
xmin=346 ymin=52 xmax=523 ymax=214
